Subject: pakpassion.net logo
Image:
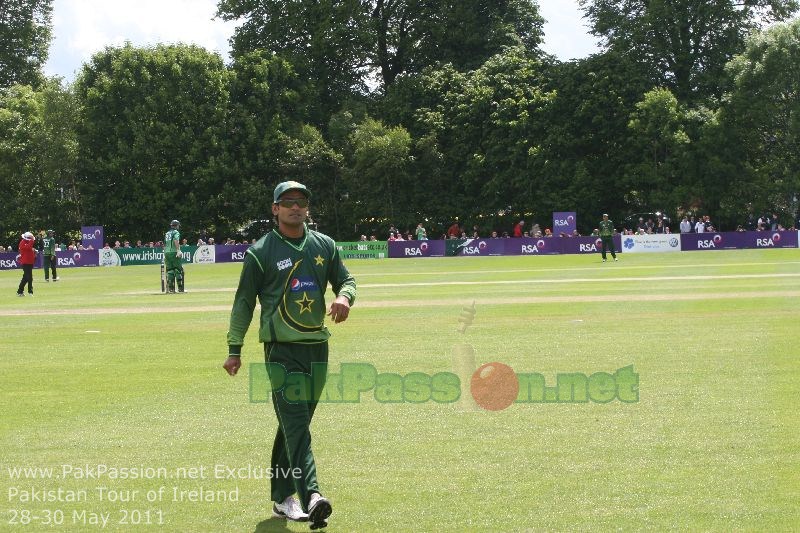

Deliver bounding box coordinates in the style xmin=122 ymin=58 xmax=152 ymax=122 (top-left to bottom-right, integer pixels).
xmin=249 ymin=362 xmax=638 ymax=411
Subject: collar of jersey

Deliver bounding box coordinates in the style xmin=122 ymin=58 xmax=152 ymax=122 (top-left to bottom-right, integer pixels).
xmin=272 ymin=224 xmax=308 ymax=252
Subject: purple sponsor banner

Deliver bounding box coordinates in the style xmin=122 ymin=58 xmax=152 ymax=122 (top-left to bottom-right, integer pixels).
xmin=214 ymin=244 xmax=250 ymax=263
xmin=81 ymin=226 xmax=104 ymax=249
xmin=451 ymin=238 xmax=506 ymax=256
xmin=552 ymin=212 xmax=577 ymax=237
xmin=388 ymin=240 xmax=446 ymax=258
xmin=681 ymin=230 xmax=799 ymax=251
xmin=507 ymin=237 xmax=560 ymax=255
xmin=559 ymin=235 xmax=622 ymax=255
xmin=55 ymin=249 xmax=99 ymax=267
xmin=0 ymin=252 xmax=44 ymax=270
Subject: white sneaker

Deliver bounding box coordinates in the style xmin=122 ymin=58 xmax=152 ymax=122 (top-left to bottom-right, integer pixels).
xmin=308 ymin=492 xmax=332 ymax=529
xmin=602 ymin=259 xmax=606 ymax=262
xmin=614 ymin=257 xmax=618 ymax=262
xmin=272 ymin=496 xmax=308 ymax=521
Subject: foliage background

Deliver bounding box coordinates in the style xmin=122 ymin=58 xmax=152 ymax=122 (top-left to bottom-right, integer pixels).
xmin=1 ymin=0 xmax=800 ymax=244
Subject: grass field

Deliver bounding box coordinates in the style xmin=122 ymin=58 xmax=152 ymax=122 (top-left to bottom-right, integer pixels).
xmin=1 ymin=249 xmax=799 ymax=532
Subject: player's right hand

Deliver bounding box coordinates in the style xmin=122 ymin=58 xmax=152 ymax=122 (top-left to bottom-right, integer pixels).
xmin=223 ymin=357 xmax=241 ymax=376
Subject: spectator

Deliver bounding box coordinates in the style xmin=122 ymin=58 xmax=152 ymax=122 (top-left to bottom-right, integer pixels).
xmin=490 ymin=231 xmax=499 ymax=238
xmin=388 ymin=232 xmax=397 ymax=241
xmin=113 ymin=240 xmax=121 ymax=248
xmin=208 ymin=237 xmax=215 ymax=245
xmin=544 ymin=228 xmax=553 ymax=237
xmin=369 ymin=235 xmax=377 ymax=241
xmin=513 ymin=219 xmax=525 ymax=238
xmin=136 ymin=240 xmax=143 ymax=247
xmin=123 ymin=240 xmax=131 ymax=248
xmin=531 ymin=223 xmax=541 ymax=236
xmin=636 ymin=217 xmax=646 ymax=232
xmin=447 ymin=221 xmax=461 ymax=239
xmin=395 ymin=232 xmax=405 ymax=241
xmin=415 ymin=223 xmax=427 ymax=240
xmin=679 ymin=217 xmax=690 ymax=233
xmin=197 ymin=238 xmax=206 ymax=246
xmin=572 ymin=229 xmax=580 ymax=237
xmin=694 ymin=218 xmax=705 ymax=233
xmin=502 ymin=231 xmax=510 ymax=238
xmin=359 ymin=235 xmax=367 ymax=241
xmin=771 ymin=213 xmax=779 ymax=231
xmin=736 ymin=225 xmax=746 ymax=232
xmin=688 ymin=216 xmax=697 ymax=233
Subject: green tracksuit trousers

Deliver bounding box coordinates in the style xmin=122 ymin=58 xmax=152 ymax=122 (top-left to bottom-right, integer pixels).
xmin=264 ymin=341 xmax=329 ymax=511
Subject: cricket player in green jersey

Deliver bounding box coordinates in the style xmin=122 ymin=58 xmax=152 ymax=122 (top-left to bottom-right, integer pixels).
xmin=223 ymin=181 xmax=356 ymax=529
xmin=599 ymin=214 xmax=618 ymax=262
xmin=42 ymin=229 xmax=59 ymax=281
xmin=164 ymin=220 xmax=184 ymax=293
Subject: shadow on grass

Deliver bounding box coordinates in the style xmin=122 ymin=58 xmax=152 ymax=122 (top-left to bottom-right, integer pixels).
xmin=253 ymin=517 xmax=292 ymax=532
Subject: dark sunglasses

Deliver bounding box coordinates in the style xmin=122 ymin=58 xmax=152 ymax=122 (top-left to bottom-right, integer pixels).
xmin=276 ymin=198 xmax=309 ymax=208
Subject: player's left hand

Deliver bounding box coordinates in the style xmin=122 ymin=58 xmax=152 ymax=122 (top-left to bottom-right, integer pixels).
xmin=328 ymin=296 xmax=351 ymax=324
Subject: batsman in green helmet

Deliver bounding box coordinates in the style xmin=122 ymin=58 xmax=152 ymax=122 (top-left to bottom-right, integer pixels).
xmin=223 ymin=181 xmax=356 ymax=530
xmin=164 ymin=219 xmax=184 ymax=293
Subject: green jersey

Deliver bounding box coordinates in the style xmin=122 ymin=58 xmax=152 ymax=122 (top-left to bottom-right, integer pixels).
xmin=164 ymin=229 xmax=180 ymax=253
xmin=42 ymin=236 xmax=56 ymax=256
xmin=599 ymin=220 xmax=614 ymax=237
xmin=227 ymin=226 xmax=357 ymax=349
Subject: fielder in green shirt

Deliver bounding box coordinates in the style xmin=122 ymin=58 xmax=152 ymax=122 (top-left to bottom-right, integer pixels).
xmin=223 ymin=181 xmax=356 ymax=529
xmin=164 ymin=220 xmax=184 ymax=293
xmin=42 ymin=229 xmax=59 ymax=281
xmin=599 ymin=213 xmax=618 ymax=262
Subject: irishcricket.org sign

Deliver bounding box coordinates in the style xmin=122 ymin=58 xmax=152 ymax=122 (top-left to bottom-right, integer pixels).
xmin=336 ymin=242 xmax=388 ymax=259
xmin=81 ymin=226 xmax=103 ymax=249
xmin=622 ymin=234 xmax=681 ymax=253
xmin=552 ymin=212 xmax=576 ymax=237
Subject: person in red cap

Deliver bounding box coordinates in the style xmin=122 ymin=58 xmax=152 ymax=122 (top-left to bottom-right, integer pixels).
xmin=17 ymin=231 xmax=37 ymax=296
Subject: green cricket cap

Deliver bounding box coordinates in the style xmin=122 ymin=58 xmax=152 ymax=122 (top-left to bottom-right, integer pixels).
xmin=273 ymin=181 xmax=311 ymax=203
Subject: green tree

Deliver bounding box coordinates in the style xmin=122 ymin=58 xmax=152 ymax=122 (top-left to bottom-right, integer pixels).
xmin=626 ymin=87 xmax=690 ymax=209
xmin=344 ymin=117 xmax=411 ymax=228
xmin=579 ymin=0 xmax=799 ymax=103
xmin=0 ymin=80 xmax=79 ymax=240
xmin=74 ymin=44 xmax=230 ymax=241
xmin=217 ymin=0 xmax=371 ymax=123
xmin=715 ymin=18 xmax=800 ymax=225
xmin=383 ymin=47 xmax=554 ymax=230
xmin=534 ymin=51 xmax=655 ymax=229
xmin=0 ymin=0 xmax=52 ymax=88
xmin=372 ymin=0 xmax=544 ymax=86
xmin=216 ymin=51 xmax=307 ymax=236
